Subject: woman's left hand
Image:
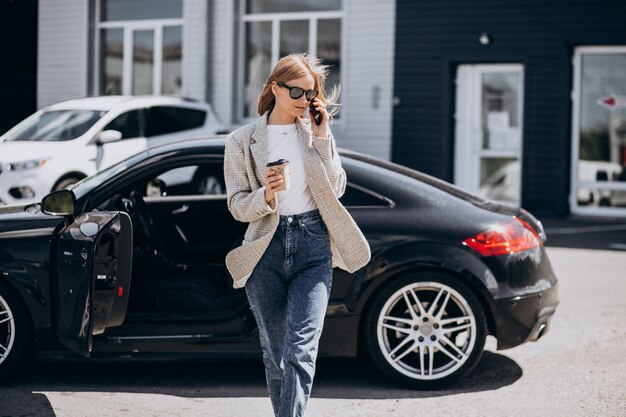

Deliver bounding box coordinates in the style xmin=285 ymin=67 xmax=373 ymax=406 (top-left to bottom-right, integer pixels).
xmin=309 ymin=98 xmax=331 ymax=138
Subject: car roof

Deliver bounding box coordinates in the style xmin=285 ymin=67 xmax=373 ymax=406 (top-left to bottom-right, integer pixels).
xmin=46 ymin=95 xmax=204 ymax=112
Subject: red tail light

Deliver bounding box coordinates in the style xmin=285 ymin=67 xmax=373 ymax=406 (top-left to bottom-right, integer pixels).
xmin=461 ymin=217 xmax=543 ymax=256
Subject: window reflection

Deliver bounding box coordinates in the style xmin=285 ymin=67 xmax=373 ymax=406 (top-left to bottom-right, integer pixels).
xmin=280 ymin=20 xmax=309 ymax=57
xmin=317 ymin=19 xmax=341 ymax=115
xmin=247 ymin=0 xmax=341 ymax=13
xmin=478 ymin=158 xmax=519 ymax=205
xmin=481 ymin=72 xmax=521 ymax=151
xmin=162 ymin=26 xmax=182 ymax=95
xmin=578 ymin=53 xmax=626 ymax=184
xmin=133 ymin=30 xmax=154 ymax=95
xmin=101 ymin=0 xmax=182 ymax=21
xmin=577 ymin=186 xmax=626 ymax=208
xmin=244 ymin=22 xmax=271 ymax=118
xmin=100 ymin=28 xmax=124 ymax=95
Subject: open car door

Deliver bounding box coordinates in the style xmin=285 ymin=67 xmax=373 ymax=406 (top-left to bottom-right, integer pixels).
xmin=52 ymin=211 xmax=133 ymax=357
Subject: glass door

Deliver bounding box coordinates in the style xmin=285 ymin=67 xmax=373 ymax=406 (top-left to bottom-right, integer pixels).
xmin=454 ymin=64 xmax=524 ymax=206
xmin=571 ymin=46 xmax=626 ymax=214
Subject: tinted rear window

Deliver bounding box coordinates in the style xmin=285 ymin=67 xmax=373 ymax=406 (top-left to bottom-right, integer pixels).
xmin=145 ymin=106 xmax=206 ymax=137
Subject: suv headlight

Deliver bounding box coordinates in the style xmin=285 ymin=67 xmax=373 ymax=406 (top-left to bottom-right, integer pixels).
xmin=5 ymin=158 xmax=49 ymax=171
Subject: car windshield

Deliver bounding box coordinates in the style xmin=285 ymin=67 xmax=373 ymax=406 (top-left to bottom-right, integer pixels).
xmin=69 ymin=151 xmax=148 ymax=200
xmin=3 ymin=109 xmax=105 ymax=142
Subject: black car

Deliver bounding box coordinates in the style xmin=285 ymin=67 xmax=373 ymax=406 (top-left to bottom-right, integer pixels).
xmin=0 ymin=137 xmax=558 ymax=388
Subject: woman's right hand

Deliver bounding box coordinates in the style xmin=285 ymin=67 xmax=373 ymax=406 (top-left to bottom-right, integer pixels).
xmin=264 ymin=169 xmax=283 ymax=204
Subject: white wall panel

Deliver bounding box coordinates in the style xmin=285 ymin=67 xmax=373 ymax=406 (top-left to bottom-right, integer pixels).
xmin=182 ymin=0 xmax=209 ymax=102
xmin=210 ymin=0 xmax=236 ymax=126
xmin=38 ymin=0 xmax=89 ymax=108
xmin=338 ymin=0 xmax=396 ymax=159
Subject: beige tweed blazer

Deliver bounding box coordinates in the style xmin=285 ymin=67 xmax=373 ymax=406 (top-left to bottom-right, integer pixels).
xmin=223 ymin=112 xmax=371 ymax=288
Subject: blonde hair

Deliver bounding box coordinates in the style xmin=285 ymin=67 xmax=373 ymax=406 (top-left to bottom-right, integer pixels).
xmin=257 ymin=53 xmax=340 ymax=121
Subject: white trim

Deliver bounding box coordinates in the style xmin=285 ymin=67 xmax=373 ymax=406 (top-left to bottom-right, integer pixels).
xmin=98 ymin=18 xmax=184 ymax=28
xmin=154 ymin=25 xmax=163 ymax=94
xmin=567 ymin=206 xmax=626 ymax=217
xmin=122 ymin=27 xmax=132 ymax=94
xmin=93 ymin=1 xmax=102 ymax=94
xmin=575 ymin=181 xmax=626 ymax=191
xmin=271 ymin=18 xmax=280 ymax=66
xmin=570 ymin=46 xmax=626 ymax=215
xmin=309 ymin=18 xmax=318 ymax=57
xmin=237 ymin=0 xmax=247 ymax=119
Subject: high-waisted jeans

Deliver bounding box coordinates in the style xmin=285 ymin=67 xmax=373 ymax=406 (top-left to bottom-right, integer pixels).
xmin=245 ymin=209 xmax=333 ymax=417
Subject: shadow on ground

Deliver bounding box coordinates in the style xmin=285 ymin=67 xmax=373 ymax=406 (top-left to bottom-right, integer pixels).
xmin=0 ymin=350 xmax=521 ymax=416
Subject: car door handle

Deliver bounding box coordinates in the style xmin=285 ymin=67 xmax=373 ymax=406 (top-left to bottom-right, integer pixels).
xmin=172 ymin=204 xmax=189 ymax=215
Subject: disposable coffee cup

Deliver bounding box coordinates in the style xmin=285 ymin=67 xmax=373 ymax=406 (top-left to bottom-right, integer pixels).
xmin=267 ymin=159 xmax=290 ymax=191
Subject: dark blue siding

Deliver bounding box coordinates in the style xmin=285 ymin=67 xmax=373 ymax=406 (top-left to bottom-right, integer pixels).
xmin=392 ymin=0 xmax=626 ymax=217
xmin=0 ymin=0 xmax=38 ymax=135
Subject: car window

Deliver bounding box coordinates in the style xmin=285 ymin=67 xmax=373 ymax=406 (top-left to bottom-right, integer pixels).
xmin=69 ymin=151 xmax=149 ymax=200
xmin=4 ymin=109 xmax=105 ymax=142
xmin=147 ymin=162 xmax=226 ymax=197
xmin=145 ymin=106 xmax=207 ymax=137
xmin=102 ymin=110 xmax=142 ymax=139
xmin=340 ymin=183 xmax=391 ymax=208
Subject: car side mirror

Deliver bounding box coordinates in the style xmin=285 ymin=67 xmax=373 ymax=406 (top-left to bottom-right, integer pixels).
xmin=42 ymin=189 xmax=76 ymax=216
xmin=146 ymin=178 xmax=167 ymax=197
xmin=95 ymin=130 xmax=122 ymax=145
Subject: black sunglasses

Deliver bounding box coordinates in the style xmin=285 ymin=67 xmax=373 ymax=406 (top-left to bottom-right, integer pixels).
xmin=277 ymin=81 xmax=318 ymax=101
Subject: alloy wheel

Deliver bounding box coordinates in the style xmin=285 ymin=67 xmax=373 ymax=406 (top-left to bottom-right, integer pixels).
xmin=376 ymin=281 xmax=479 ymax=382
xmin=0 ymin=294 xmax=16 ymax=366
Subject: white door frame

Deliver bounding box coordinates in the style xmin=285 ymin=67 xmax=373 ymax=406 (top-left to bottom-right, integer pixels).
xmin=454 ymin=63 xmax=524 ymax=204
xmin=570 ymin=46 xmax=626 ymax=216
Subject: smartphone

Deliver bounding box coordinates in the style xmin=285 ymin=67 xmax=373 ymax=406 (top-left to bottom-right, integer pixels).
xmin=309 ymin=102 xmax=322 ymax=125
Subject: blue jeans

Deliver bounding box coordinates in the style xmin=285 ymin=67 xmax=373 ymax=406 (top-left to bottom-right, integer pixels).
xmin=245 ymin=209 xmax=333 ymax=417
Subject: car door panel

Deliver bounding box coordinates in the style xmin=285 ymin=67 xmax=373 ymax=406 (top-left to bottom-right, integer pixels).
xmin=53 ymin=211 xmax=133 ymax=357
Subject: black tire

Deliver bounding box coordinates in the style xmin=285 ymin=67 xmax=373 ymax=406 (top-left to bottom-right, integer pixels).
xmin=53 ymin=177 xmax=82 ymax=191
xmin=364 ymin=270 xmax=487 ymax=389
xmin=0 ymin=281 xmax=34 ymax=381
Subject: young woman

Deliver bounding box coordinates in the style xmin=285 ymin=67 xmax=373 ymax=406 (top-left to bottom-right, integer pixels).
xmin=223 ymin=53 xmax=371 ymax=417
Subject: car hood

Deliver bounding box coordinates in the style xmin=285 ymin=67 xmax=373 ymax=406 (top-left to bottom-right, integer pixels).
xmin=0 ymin=204 xmax=64 ymax=237
xmin=0 ymin=141 xmax=76 ymax=163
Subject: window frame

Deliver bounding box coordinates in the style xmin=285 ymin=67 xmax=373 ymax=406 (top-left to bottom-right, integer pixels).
xmin=93 ymin=0 xmax=184 ymax=96
xmin=237 ymin=0 xmax=345 ymax=123
xmin=570 ymin=45 xmax=626 ymax=216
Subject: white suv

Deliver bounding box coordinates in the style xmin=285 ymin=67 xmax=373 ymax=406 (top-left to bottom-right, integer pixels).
xmin=0 ymin=95 xmax=225 ymax=206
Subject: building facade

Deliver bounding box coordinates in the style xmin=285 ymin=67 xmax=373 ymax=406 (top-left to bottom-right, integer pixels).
xmin=37 ymin=0 xmax=396 ymax=161
xmin=36 ymin=0 xmax=626 ymax=218
xmin=392 ymin=0 xmax=626 ymax=218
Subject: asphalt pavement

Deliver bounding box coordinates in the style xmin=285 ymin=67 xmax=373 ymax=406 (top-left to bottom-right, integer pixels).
xmin=0 ymin=214 xmax=625 ymax=417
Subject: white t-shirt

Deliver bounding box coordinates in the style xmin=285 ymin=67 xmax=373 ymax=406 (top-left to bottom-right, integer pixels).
xmin=266 ymin=123 xmax=317 ymax=216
